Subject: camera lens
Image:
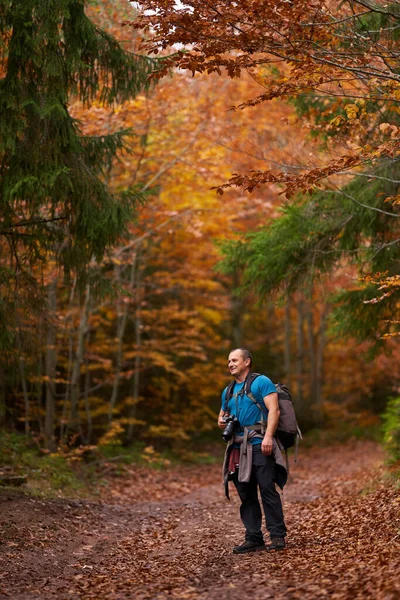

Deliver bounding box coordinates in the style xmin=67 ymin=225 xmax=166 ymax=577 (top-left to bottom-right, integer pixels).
xmin=222 ymin=417 xmax=238 ymax=442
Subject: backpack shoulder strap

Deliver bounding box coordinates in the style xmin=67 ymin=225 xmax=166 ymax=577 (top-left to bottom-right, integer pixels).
xmin=274 ymin=382 xmax=291 ymax=400
xmin=226 ymin=372 xmax=260 ymax=403
xmin=223 ymin=379 xmax=236 ymax=412
xmin=244 ymin=372 xmax=260 ymax=396
xmin=244 ymin=373 xmax=267 ymax=417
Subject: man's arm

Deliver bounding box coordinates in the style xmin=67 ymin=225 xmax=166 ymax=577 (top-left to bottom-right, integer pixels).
xmin=261 ymin=392 xmax=280 ymax=456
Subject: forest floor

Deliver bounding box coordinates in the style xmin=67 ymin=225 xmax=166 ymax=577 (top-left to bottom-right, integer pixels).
xmin=0 ymin=439 xmax=399 ymax=600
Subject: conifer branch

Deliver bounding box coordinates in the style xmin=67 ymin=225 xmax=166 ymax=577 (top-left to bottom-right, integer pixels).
xmin=0 ymin=217 xmax=66 ymax=233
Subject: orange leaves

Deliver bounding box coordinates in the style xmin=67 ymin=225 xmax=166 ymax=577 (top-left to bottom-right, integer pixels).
xmin=363 ymin=273 xmax=400 ymax=299
xmin=379 ymin=122 xmax=400 ymax=138
xmin=214 ymin=154 xmax=361 ymax=198
xmin=385 ymin=194 xmax=400 ymax=207
xmin=361 ymin=273 xmax=400 ymax=338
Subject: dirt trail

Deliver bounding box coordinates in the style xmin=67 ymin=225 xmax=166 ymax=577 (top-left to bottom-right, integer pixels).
xmin=0 ymin=440 xmax=399 ymax=600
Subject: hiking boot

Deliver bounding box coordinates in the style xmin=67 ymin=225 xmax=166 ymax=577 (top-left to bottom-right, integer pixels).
xmin=233 ymin=540 xmax=266 ymax=554
xmin=266 ymin=537 xmax=286 ymax=551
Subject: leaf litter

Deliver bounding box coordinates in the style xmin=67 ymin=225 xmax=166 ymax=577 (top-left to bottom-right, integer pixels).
xmin=0 ymin=440 xmax=399 ymax=599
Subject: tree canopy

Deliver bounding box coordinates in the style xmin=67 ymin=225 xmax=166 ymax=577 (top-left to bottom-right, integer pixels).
xmin=130 ymin=0 xmax=400 ymax=340
xmin=0 ymin=0 xmax=399 ymax=453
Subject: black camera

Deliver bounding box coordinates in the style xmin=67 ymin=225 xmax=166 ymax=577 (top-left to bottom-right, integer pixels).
xmin=222 ymin=414 xmax=240 ymax=442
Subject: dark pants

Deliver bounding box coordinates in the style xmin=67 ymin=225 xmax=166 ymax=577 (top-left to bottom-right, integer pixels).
xmin=233 ymin=445 xmax=287 ymax=542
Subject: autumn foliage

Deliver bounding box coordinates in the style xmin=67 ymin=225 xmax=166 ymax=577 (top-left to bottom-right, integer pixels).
xmin=0 ymin=0 xmax=399 ymax=459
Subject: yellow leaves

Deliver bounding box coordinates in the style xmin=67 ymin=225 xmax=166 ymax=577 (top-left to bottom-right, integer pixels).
xmin=86 ymin=399 xmax=112 ymax=419
xmin=197 ymin=307 xmax=223 ymax=326
xmin=121 ymin=417 xmax=147 ymax=426
xmin=98 ymin=421 xmax=125 ymax=446
xmin=147 ymin=425 xmax=190 ymax=441
xmin=342 ymin=99 xmax=368 ymax=123
xmin=123 ymin=396 xmax=142 ymax=407
xmin=141 ymin=445 xmax=172 ymax=466
xmin=381 ymin=331 xmax=400 ymax=339
xmin=329 ymin=115 xmax=344 ymax=128
xmin=344 ymin=104 xmax=359 ymax=120
xmin=85 ymin=358 xmax=113 ymax=372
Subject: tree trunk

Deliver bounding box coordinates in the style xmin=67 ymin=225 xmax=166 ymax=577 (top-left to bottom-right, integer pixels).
xmin=83 ymin=332 xmax=92 ymax=444
xmin=128 ymin=250 xmax=143 ymax=441
xmin=60 ymin=328 xmax=74 ymax=442
xmin=284 ymin=295 xmax=292 ymax=388
xmin=68 ymin=283 xmax=91 ymax=438
xmin=18 ymin=357 xmax=30 ymax=435
xmin=0 ymin=369 xmax=5 ymax=427
xmin=231 ymin=272 xmax=244 ymax=347
xmin=60 ymin=277 xmax=77 ymax=441
xmin=306 ymin=303 xmax=315 ymax=398
xmin=296 ymin=296 xmax=305 ymax=413
xmin=316 ymin=304 xmax=329 ymax=416
xmin=305 ymin=299 xmax=320 ymax=423
xmin=45 ymin=279 xmax=57 ymax=451
xmin=36 ymin=353 xmax=45 ymax=436
xmin=16 ymin=326 xmax=30 ymax=435
xmin=109 ymin=258 xmax=136 ymax=423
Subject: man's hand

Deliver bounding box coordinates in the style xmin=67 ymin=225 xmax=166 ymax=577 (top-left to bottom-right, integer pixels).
xmin=262 ymin=392 xmax=279 ymax=455
xmin=218 ymin=413 xmax=227 ymax=429
xmin=261 ymin=433 xmax=273 ymax=456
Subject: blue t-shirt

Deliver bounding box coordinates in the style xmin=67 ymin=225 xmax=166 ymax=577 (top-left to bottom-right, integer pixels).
xmin=221 ymin=375 xmax=276 ymax=446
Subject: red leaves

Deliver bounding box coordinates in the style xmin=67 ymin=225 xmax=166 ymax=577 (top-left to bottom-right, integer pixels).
xmin=213 ymin=154 xmax=362 ymax=197
xmin=127 ymin=0 xmax=400 ymax=201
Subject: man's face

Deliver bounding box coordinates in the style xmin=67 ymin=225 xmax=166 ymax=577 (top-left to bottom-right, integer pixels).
xmin=228 ymin=350 xmax=250 ymax=378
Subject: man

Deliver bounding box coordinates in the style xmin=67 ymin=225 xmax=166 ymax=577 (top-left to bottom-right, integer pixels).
xmin=218 ymin=348 xmax=287 ymax=554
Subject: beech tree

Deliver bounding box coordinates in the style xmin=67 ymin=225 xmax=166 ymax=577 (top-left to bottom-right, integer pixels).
xmin=130 ymin=0 xmax=400 ymax=337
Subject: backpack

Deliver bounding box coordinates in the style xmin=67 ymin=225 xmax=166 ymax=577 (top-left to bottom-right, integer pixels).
xmin=225 ymin=372 xmax=302 ymax=466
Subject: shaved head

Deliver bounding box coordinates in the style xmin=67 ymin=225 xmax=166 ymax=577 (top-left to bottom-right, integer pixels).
xmin=230 ymin=348 xmax=253 ymax=368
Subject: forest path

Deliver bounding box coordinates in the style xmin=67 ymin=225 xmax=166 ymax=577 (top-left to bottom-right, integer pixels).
xmin=0 ymin=440 xmax=399 ymax=600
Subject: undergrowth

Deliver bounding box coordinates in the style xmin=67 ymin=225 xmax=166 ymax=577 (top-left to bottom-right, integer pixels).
xmin=0 ymin=418 xmax=394 ymax=500
xmin=0 ymin=431 xmax=218 ymax=499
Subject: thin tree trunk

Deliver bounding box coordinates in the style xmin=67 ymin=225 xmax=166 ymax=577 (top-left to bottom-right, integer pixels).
xmin=109 ymin=258 xmax=136 ymax=423
xmin=68 ymin=283 xmax=91 ymax=437
xmin=231 ymin=272 xmax=244 ymax=347
xmin=60 ymin=329 xmax=74 ymax=441
xmin=16 ymin=320 xmax=30 ymax=435
xmin=316 ymin=304 xmax=329 ymax=413
xmin=83 ymin=332 xmax=92 ymax=444
xmin=128 ymin=249 xmax=143 ymax=441
xmin=0 ymin=369 xmax=5 ymax=427
xmin=284 ymin=295 xmax=292 ymax=388
xmin=306 ymin=303 xmax=318 ymax=404
xmin=60 ymin=277 xmax=77 ymax=441
xmin=33 ymin=314 xmax=44 ymax=436
xmin=37 ymin=354 xmax=44 ymax=436
xmin=296 ymin=296 xmax=305 ymax=412
xmin=45 ymin=279 xmax=57 ymax=450
xmin=306 ymin=299 xmax=320 ymax=422
xmin=18 ymin=357 xmax=30 ymax=435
